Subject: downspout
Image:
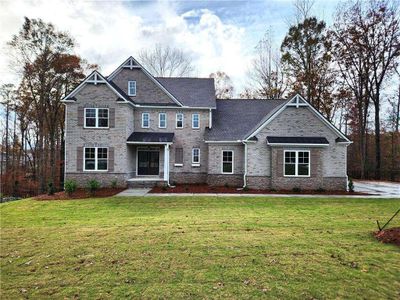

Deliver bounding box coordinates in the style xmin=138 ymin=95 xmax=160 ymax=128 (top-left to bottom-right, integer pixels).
xmin=242 ymin=140 xmax=248 ymax=188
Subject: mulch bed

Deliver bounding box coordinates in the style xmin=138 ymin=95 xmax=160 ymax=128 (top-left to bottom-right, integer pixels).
xmin=374 ymin=227 xmax=400 ymax=247
xmin=150 ymin=184 xmax=368 ymax=195
xmin=34 ymin=188 xmax=125 ymax=200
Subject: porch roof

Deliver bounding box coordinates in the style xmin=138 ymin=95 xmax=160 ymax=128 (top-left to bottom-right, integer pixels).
xmin=266 ymin=136 xmax=329 ymax=146
xmin=127 ymin=132 xmax=174 ymax=144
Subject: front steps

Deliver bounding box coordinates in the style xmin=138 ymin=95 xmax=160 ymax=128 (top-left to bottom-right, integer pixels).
xmin=127 ymin=177 xmax=166 ymax=188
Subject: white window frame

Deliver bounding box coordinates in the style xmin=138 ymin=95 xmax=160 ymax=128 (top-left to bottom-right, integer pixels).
xmin=83 ymin=147 xmax=108 ymax=172
xmin=84 ymin=108 xmax=109 ymax=129
xmin=159 ymin=113 xmax=167 ymax=128
xmin=128 ymin=80 xmax=136 ymax=96
xmin=221 ymin=150 xmax=234 ymax=174
xmin=192 ymin=148 xmax=200 ymax=166
xmin=142 ymin=112 xmax=150 ymax=128
xmin=192 ymin=113 xmax=200 ymax=129
xmin=283 ymin=150 xmax=310 ymax=177
xmin=176 ymin=113 xmax=184 ymax=128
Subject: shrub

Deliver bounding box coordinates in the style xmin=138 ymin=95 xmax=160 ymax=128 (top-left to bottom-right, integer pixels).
xmin=316 ymin=187 xmax=325 ymax=193
xmin=243 ymin=186 xmax=249 ymax=192
xmin=270 ymin=188 xmax=276 ymax=192
xmin=110 ymin=179 xmax=118 ymax=188
xmin=348 ymin=178 xmax=354 ymax=193
xmin=224 ymin=183 xmax=229 ymax=188
xmin=87 ymin=179 xmax=100 ymax=196
xmin=292 ymin=187 xmax=301 ymax=193
xmin=64 ymin=179 xmax=77 ymax=197
xmin=162 ymin=185 xmax=168 ymax=192
xmin=47 ymin=181 xmax=56 ymax=195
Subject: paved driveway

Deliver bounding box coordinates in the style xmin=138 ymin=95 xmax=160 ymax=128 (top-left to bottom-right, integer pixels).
xmin=354 ymin=180 xmax=400 ymax=197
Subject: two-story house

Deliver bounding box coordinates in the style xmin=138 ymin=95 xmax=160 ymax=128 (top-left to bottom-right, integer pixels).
xmin=62 ymin=57 xmax=351 ymax=190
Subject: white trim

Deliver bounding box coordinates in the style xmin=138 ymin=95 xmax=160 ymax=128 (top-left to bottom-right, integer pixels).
xmin=205 ymin=140 xmax=242 ymax=144
xmin=242 ymin=141 xmax=248 ymax=188
xmin=267 ymin=142 xmax=329 ymax=147
xmin=176 ymin=112 xmax=184 ymax=128
xmin=83 ymin=147 xmax=109 ymax=172
xmin=142 ymin=112 xmax=150 ymax=128
xmin=283 ymin=150 xmax=310 ymax=177
xmin=135 ymin=105 xmax=215 ymax=110
xmin=221 ymin=150 xmax=234 ymax=174
xmin=128 ymin=80 xmax=136 ymax=96
xmin=158 ymin=112 xmax=167 ymax=128
xmin=84 ymin=108 xmax=109 ymax=129
xmin=192 ymin=113 xmax=200 ymax=129
xmin=163 ymin=144 xmax=170 ymax=184
xmin=192 ymin=148 xmax=200 ymax=166
xmin=209 ymin=109 xmax=212 ymax=128
xmin=174 ymin=163 xmax=183 ymax=167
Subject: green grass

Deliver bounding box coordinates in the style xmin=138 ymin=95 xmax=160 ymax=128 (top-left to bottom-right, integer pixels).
xmin=1 ymin=196 xmax=399 ymax=299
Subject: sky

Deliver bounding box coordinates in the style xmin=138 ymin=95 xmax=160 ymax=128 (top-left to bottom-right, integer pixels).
xmin=0 ymin=0 xmax=342 ymax=93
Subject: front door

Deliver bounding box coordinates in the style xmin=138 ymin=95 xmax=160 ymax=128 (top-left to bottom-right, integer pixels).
xmin=137 ymin=150 xmax=159 ymax=176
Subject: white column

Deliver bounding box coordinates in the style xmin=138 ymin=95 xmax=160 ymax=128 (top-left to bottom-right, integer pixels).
xmin=163 ymin=144 xmax=170 ymax=184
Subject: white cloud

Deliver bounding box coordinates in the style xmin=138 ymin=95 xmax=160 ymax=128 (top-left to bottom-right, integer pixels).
xmin=0 ymin=0 xmax=252 ymax=94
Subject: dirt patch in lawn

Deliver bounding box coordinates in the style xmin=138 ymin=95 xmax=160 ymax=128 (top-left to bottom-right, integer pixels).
xmin=374 ymin=227 xmax=400 ymax=247
xmin=150 ymin=184 xmax=369 ymax=195
xmin=34 ymin=188 xmax=125 ymax=200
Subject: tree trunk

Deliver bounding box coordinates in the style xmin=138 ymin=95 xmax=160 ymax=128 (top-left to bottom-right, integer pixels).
xmin=374 ymin=97 xmax=381 ymax=180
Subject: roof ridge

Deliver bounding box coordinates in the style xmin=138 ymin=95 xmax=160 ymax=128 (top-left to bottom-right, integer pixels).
xmin=156 ymin=77 xmax=213 ymax=80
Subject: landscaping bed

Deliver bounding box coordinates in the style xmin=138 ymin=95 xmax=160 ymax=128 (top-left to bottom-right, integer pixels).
xmin=150 ymin=184 xmax=368 ymax=195
xmin=34 ymin=188 xmax=125 ymax=200
xmin=374 ymin=227 xmax=400 ymax=246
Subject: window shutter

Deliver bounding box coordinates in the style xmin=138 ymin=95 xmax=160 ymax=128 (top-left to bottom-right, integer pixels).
xmin=109 ymin=108 xmax=115 ymax=128
xmin=276 ymin=149 xmax=283 ymax=177
xmin=175 ymin=148 xmax=183 ymax=164
xmin=310 ymin=150 xmax=318 ymax=177
xmin=77 ymin=147 xmax=83 ymax=172
xmin=78 ymin=107 xmax=84 ymax=126
xmin=108 ymin=147 xmax=115 ymax=172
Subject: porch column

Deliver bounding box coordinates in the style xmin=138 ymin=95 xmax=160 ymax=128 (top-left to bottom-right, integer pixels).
xmin=163 ymin=144 xmax=170 ymax=184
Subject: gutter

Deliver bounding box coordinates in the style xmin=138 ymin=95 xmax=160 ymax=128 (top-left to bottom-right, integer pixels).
xmin=242 ymin=140 xmax=248 ymax=188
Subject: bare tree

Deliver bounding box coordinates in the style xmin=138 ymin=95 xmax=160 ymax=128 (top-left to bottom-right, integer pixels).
xmin=138 ymin=44 xmax=195 ymax=77
xmin=209 ymin=71 xmax=234 ymax=99
xmin=293 ymin=0 xmax=315 ymax=23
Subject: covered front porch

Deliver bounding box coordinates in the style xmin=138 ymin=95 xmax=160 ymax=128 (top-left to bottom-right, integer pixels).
xmin=126 ymin=132 xmax=174 ymax=186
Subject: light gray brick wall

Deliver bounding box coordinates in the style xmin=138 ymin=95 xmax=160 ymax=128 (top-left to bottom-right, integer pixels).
xmin=207 ymin=143 xmax=244 ymax=175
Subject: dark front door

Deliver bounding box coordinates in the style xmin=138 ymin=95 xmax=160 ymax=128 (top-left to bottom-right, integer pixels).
xmin=138 ymin=151 xmax=159 ymax=175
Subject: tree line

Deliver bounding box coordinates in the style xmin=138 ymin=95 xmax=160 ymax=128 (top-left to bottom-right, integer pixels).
xmin=1 ymin=0 xmax=399 ymax=197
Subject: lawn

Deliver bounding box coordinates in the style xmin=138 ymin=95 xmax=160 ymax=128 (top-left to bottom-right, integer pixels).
xmin=1 ymin=196 xmax=399 ymax=299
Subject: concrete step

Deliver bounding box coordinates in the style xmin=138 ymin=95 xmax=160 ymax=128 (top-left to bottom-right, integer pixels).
xmin=127 ymin=179 xmax=166 ymax=188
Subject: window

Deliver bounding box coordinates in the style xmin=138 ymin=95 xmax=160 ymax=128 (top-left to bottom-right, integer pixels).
xmin=284 ymin=150 xmax=310 ymax=177
xmin=128 ymin=81 xmax=136 ymax=96
xmin=222 ymin=150 xmax=234 ymax=174
xmin=192 ymin=113 xmax=200 ymax=129
xmin=84 ymin=108 xmax=109 ymax=128
xmin=176 ymin=113 xmax=183 ymax=128
xmin=159 ymin=113 xmax=166 ymax=128
xmin=192 ymin=148 xmax=200 ymax=166
xmin=84 ymin=147 xmax=108 ymax=171
xmin=175 ymin=147 xmax=183 ymax=167
xmin=142 ymin=113 xmax=149 ymax=128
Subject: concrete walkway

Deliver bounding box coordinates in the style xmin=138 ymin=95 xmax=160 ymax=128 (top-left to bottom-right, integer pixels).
xmin=354 ymin=180 xmax=400 ymax=197
xmin=116 ymin=188 xmax=151 ymax=196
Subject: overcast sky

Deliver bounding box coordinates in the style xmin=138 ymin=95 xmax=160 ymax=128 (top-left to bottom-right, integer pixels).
xmin=0 ymin=0 xmax=342 ymax=93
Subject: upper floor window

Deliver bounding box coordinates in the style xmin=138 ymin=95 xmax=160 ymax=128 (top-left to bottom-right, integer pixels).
xmin=84 ymin=108 xmax=109 ymax=128
xmin=142 ymin=113 xmax=150 ymax=128
xmin=159 ymin=113 xmax=167 ymax=128
xmin=222 ymin=150 xmax=234 ymax=174
xmin=284 ymin=150 xmax=310 ymax=177
xmin=128 ymin=81 xmax=136 ymax=96
xmin=84 ymin=147 xmax=108 ymax=171
xmin=192 ymin=113 xmax=200 ymax=129
xmin=192 ymin=148 xmax=200 ymax=166
xmin=176 ymin=113 xmax=183 ymax=128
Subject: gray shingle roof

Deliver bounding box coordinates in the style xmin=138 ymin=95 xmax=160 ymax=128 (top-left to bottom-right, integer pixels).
xmin=266 ymin=136 xmax=329 ymax=145
xmin=127 ymin=132 xmax=174 ymax=143
xmin=156 ymin=78 xmax=216 ymax=108
xmin=205 ymin=99 xmax=287 ymax=141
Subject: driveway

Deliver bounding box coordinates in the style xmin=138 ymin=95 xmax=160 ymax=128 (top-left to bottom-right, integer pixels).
xmin=354 ymin=180 xmax=400 ymax=197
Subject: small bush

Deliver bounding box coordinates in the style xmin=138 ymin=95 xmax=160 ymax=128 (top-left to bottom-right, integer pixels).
xmin=270 ymin=188 xmax=276 ymax=192
xmin=87 ymin=179 xmax=100 ymax=196
xmin=224 ymin=183 xmax=229 ymax=188
xmin=348 ymin=178 xmax=354 ymax=193
xmin=162 ymin=185 xmax=168 ymax=191
xmin=64 ymin=180 xmax=77 ymax=197
xmin=292 ymin=187 xmax=301 ymax=193
xmin=243 ymin=186 xmax=249 ymax=192
xmin=110 ymin=179 xmax=118 ymax=188
xmin=316 ymin=187 xmax=325 ymax=193
xmin=47 ymin=181 xmax=56 ymax=195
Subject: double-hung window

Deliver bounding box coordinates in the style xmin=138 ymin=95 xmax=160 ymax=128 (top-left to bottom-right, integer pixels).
xmin=84 ymin=108 xmax=109 ymax=128
xmin=159 ymin=113 xmax=166 ymax=128
xmin=176 ymin=113 xmax=183 ymax=128
xmin=284 ymin=150 xmax=310 ymax=177
xmin=192 ymin=113 xmax=200 ymax=129
xmin=142 ymin=113 xmax=150 ymax=128
xmin=84 ymin=147 xmax=108 ymax=171
xmin=222 ymin=150 xmax=234 ymax=174
xmin=192 ymin=148 xmax=200 ymax=166
xmin=128 ymin=81 xmax=136 ymax=96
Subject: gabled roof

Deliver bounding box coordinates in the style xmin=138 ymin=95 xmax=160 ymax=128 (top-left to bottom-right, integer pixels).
xmin=156 ymin=78 xmax=216 ymax=108
xmin=205 ymin=99 xmax=286 ymax=141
